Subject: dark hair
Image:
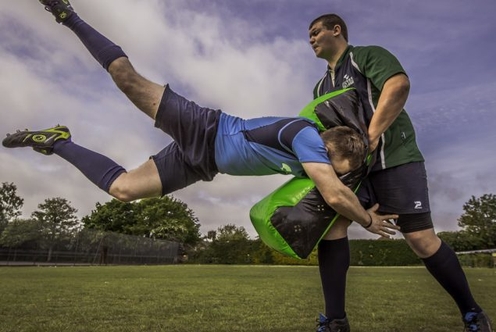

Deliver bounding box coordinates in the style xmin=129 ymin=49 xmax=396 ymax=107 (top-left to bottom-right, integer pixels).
xmin=309 ymin=14 xmax=348 ymax=42
xmin=320 ymin=126 xmax=366 ymax=171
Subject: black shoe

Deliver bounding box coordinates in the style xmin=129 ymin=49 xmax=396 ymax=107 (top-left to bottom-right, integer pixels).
xmin=316 ymin=313 xmax=350 ymax=332
xmin=2 ymin=125 xmax=71 ymax=155
xmin=39 ymin=0 xmax=75 ymax=23
xmin=463 ymin=311 xmax=494 ymax=332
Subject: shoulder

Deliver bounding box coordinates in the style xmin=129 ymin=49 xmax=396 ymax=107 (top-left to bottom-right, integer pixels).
xmin=349 ymin=45 xmax=406 ymax=82
xmin=292 ymin=124 xmax=323 ymax=146
xmin=350 ymin=45 xmax=398 ymax=61
xmin=283 ymin=118 xmax=320 ymax=141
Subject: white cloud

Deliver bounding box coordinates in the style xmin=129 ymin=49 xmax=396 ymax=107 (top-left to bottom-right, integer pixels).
xmin=1 ymin=0 xmax=496 ymax=241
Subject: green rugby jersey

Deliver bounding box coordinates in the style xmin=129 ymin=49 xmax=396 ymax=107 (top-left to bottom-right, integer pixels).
xmin=313 ymin=45 xmax=424 ymax=170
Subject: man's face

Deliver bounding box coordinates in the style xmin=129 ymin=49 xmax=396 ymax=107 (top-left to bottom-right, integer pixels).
xmin=309 ymin=21 xmax=337 ymax=59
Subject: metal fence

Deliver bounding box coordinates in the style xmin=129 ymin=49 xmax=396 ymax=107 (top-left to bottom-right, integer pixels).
xmin=0 ymin=228 xmax=180 ymax=266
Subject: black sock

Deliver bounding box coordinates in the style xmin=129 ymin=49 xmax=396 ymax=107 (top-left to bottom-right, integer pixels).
xmin=62 ymin=13 xmax=127 ymax=70
xmin=53 ymin=139 xmax=126 ymax=193
xmin=422 ymin=241 xmax=481 ymax=315
xmin=318 ymin=237 xmax=350 ymax=320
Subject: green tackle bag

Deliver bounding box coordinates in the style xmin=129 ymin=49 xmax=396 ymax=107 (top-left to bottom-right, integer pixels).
xmin=250 ymin=88 xmax=372 ymax=259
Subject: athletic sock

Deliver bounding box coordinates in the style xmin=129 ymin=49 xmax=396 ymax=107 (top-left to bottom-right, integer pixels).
xmin=318 ymin=237 xmax=350 ymax=320
xmin=422 ymin=241 xmax=482 ymax=315
xmin=53 ymin=139 xmax=126 ymax=193
xmin=62 ymin=13 xmax=127 ymax=70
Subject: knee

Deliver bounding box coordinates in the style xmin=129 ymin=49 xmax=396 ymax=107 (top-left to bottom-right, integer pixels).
xmin=108 ymin=177 xmax=137 ymax=203
xmin=322 ymin=216 xmax=351 ymax=240
xmin=404 ymin=229 xmax=442 ymax=258
xmin=108 ymin=59 xmax=140 ymax=93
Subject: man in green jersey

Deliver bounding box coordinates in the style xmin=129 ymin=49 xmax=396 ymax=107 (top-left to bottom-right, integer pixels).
xmin=309 ymin=13 xmax=493 ymax=332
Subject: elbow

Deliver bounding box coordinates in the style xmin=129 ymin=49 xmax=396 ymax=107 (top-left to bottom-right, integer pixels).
xmin=397 ymin=75 xmax=410 ymax=97
xmin=402 ymin=80 xmax=410 ymax=97
xmin=108 ymin=175 xmax=137 ymax=203
xmin=387 ymin=74 xmax=410 ymax=100
xmin=109 ymin=188 xmax=135 ymax=203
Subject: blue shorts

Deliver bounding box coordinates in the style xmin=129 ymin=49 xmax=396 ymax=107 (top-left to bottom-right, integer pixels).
xmin=357 ymin=162 xmax=433 ymax=233
xmin=151 ymin=86 xmax=221 ymax=195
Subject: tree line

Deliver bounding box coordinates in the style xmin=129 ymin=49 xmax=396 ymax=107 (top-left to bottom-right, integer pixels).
xmin=1 ymin=181 xmax=495 ymax=265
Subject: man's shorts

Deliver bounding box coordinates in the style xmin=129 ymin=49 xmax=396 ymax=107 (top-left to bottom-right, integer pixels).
xmin=151 ymin=85 xmax=221 ymax=195
xmin=356 ymin=161 xmax=433 ymax=233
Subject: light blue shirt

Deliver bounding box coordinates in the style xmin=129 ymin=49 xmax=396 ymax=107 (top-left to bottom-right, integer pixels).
xmin=214 ymin=113 xmax=330 ymax=177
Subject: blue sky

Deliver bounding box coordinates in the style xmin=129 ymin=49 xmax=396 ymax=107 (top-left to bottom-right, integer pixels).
xmin=1 ymin=0 xmax=495 ymax=239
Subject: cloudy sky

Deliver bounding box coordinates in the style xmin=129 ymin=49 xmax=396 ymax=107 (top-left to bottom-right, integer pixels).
xmin=1 ymin=0 xmax=495 ymax=240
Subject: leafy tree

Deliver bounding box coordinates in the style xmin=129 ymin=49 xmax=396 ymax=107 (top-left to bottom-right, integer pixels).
xmin=0 ymin=218 xmax=40 ymax=249
xmin=82 ymin=199 xmax=137 ymax=233
xmin=437 ymin=230 xmax=482 ymax=252
xmin=139 ymin=197 xmax=201 ymax=246
xmin=458 ymin=194 xmax=496 ymax=249
xmin=216 ymin=224 xmax=250 ymax=242
xmin=250 ymin=238 xmax=275 ymax=264
xmin=82 ymin=196 xmax=201 ymax=246
xmin=0 ymin=182 xmax=24 ymax=233
xmin=32 ymin=197 xmax=79 ymax=261
xmin=207 ymin=224 xmax=252 ymax=264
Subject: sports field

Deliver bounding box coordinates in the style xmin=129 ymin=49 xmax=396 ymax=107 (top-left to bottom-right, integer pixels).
xmin=0 ymin=265 xmax=494 ymax=332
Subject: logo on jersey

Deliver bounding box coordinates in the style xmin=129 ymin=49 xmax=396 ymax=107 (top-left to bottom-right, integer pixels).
xmin=342 ymin=74 xmax=355 ymax=89
xmin=280 ymin=163 xmax=292 ymax=174
xmin=414 ymin=201 xmax=422 ymax=210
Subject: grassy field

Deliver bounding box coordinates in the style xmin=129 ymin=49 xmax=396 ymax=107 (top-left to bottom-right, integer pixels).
xmin=0 ymin=265 xmax=494 ymax=332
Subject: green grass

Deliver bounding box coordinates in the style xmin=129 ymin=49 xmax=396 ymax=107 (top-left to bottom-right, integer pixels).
xmin=0 ymin=265 xmax=494 ymax=332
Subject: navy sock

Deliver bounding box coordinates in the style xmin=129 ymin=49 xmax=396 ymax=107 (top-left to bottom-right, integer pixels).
xmin=318 ymin=237 xmax=350 ymax=320
xmin=62 ymin=13 xmax=127 ymax=70
xmin=53 ymin=139 xmax=126 ymax=193
xmin=422 ymin=241 xmax=481 ymax=315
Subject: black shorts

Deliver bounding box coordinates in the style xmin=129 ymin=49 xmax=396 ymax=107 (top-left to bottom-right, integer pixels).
xmin=356 ymin=162 xmax=433 ymax=233
xmin=151 ymin=85 xmax=221 ymax=195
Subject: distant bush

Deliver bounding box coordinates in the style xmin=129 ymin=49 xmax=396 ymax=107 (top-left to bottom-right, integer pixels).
xmin=349 ymin=239 xmax=421 ymax=266
xmin=457 ymin=253 xmax=494 ymax=268
xmin=252 ymin=238 xmax=422 ymax=266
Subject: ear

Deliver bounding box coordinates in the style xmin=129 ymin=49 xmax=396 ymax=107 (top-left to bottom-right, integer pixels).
xmin=325 ymin=143 xmax=335 ymax=158
xmin=332 ymin=24 xmax=341 ymax=37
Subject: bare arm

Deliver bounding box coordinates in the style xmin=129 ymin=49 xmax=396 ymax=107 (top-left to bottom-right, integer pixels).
xmin=302 ymin=162 xmax=399 ymax=236
xmin=368 ymin=73 xmax=410 ymax=151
